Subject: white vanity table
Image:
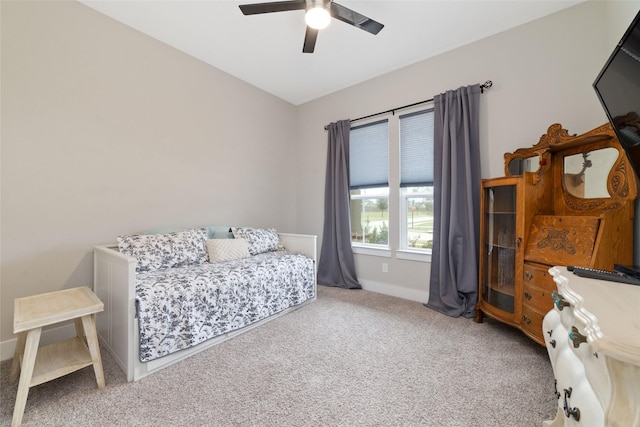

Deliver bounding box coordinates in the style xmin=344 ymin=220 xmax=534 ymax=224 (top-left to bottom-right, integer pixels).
xmin=543 ymin=266 xmax=640 ymax=427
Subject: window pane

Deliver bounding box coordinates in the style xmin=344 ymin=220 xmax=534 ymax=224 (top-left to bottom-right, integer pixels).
xmin=350 ymin=120 xmax=389 ymax=189
xmin=400 ymin=109 xmax=434 ymax=187
xmin=405 ymin=187 xmax=433 ymax=250
xmin=350 ymin=187 xmax=389 ymax=246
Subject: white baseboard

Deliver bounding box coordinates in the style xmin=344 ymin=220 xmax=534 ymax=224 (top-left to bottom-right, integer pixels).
xmin=359 ymin=279 xmax=429 ymax=304
xmin=0 ymin=323 xmax=77 ymax=362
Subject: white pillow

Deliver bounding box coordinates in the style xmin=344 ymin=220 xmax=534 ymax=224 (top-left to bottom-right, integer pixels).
xmin=207 ymin=238 xmax=250 ymax=263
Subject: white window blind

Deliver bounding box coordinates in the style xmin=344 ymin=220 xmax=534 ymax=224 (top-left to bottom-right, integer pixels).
xmin=400 ymin=109 xmax=434 ymax=187
xmin=349 ymin=119 xmax=389 ymax=190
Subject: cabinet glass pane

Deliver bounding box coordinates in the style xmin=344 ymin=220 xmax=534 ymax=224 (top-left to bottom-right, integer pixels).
xmin=482 ymin=185 xmax=516 ymax=313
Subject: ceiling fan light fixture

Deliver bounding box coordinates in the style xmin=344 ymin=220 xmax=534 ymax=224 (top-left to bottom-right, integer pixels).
xmin=305 ymin=6 xmax=331 ymax=30
xmin=239 ymin=0 xmax=384 ymax=53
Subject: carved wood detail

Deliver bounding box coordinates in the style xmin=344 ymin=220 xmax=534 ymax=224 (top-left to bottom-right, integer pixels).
xmin=608 ymin=160 xmax=630 ymax=198
xmin=537 ymin=123 xmax=575 ymax=148
xmin=537 ymin=229 xmax=576 ymax=254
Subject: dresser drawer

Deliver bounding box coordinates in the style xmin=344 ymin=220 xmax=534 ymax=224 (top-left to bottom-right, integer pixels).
xmin=523 ymin=262 xmax=555 ymax=290
xmin=521 ymin=304 xmax=545 ymax=344
xmin=522 ymin=263 xmax=555 ymax=314
xmin=523 ymin=283 xmax=555 ymax=314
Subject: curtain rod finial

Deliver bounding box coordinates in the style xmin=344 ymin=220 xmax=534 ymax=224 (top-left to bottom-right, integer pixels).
xmin=480 ymin=80 xmax=493 ymax=93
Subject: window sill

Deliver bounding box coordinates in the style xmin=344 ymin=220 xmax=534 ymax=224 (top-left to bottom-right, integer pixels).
xmin=351 ymin=246 xmax=431 ymax=262
xmin=396 ymin=249 xmax=431 ymax=263
xmin=352 ymin=245 xmax=391 ymax=258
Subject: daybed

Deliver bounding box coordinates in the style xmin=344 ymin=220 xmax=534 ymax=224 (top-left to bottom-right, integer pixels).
xmin=93 ymin=226 xmax=317 ymax=381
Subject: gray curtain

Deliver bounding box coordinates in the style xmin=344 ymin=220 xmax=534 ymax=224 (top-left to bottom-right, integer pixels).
xmin=317 ymin=120 xmax=361 ymax=289
xmin=426 ymin=85 xmax=481 ymax=318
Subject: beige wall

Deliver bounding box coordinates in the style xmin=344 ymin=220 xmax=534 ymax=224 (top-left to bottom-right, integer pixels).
xmin=2 ymin=0 xmax=639 ymax=354
xmin=295 ymin=0 xmax=640 ymax=300
xmin=1 ymin=1 xmax=298 ymax=350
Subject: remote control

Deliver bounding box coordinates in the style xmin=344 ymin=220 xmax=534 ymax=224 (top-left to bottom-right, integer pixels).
xmin=570 ymin=266 xmax=640 ymax=286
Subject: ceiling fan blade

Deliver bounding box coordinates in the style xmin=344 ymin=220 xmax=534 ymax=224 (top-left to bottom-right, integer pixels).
xmin=303 ymin=27 xmax=319 ymax=53
xmin=329 ymin=2 xmax=384 ymax=35
xmin=239 ymin=0 xmax=306 ymax=15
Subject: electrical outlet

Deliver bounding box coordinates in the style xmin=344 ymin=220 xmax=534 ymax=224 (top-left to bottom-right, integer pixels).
xmin=382 ymin=263 xmax=388 ymax=273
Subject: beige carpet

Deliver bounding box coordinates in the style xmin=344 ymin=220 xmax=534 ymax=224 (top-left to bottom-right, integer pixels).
xmin=1 ymin=286 xmax=557 ymax=426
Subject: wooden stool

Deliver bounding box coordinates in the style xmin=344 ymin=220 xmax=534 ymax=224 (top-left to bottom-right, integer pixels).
xmin=9 ymin=287 xmax=105 ymax=427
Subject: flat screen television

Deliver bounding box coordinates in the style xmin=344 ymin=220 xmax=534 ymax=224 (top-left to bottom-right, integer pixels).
xmin=593 ymin=9 xmax=640 ymax=178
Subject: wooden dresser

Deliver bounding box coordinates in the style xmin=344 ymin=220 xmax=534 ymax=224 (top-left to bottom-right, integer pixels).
xmin=474 ymin=123 xmax=637 ymax=346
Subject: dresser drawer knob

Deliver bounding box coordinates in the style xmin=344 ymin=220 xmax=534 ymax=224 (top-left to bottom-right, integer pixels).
xmin=525 ymin=271 xmax=533 ymax=280
xmin=569 ymin=326 xmax=588 ymax=348
xmin=552 ymin=291 xmax=570 ymax=311
xmin=550 ymin=339 xmax=556 ymax=348
xmin=524 ymin=291 xmax=532 ymax=300
xmin=523 ymin=315 xmax=532 ymax=324
xmin=563 ymin=387 xmax=581 ymax=421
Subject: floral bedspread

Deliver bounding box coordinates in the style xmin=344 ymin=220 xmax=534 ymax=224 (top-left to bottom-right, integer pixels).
xmin=135 ymin=250 xmax=315 ymax=362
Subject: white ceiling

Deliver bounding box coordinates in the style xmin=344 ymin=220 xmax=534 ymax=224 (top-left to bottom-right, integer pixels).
xmin=80 ymin=0 xmax=584 ymax=105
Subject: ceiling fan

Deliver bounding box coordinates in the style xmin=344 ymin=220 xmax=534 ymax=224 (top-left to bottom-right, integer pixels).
xmin=239 ymin=0 xmax=384 ymax=53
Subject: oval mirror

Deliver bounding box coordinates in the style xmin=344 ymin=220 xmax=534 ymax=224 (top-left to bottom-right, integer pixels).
xmin=508 ymin=155 xmax=541 ymax=175
xmin=563 ymin=147 xmax=618 ymax=198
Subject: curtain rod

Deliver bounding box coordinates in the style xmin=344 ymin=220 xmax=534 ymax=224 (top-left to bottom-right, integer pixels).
xmin=324 ymin=80 xmax=493 ymax=130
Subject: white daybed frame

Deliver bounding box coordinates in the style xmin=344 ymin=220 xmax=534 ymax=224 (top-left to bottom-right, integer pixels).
xmin=93 ymin=233 xmax=317 ymax=382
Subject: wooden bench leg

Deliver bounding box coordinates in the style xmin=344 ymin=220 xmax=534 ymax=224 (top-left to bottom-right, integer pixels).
xmin=75 ymin=317 xmax=85 ymax=340
xmin=9 ymin=332 xmax=26 ymax=383
xmin=12 ymin=328 xmax=41 ymax=427
xmin=80 ymin=314 xmax=105 ymax=389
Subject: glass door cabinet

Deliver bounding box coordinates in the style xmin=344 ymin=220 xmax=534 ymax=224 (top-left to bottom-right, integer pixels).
xmin=475 ymin=176 xmax=524 ymax=325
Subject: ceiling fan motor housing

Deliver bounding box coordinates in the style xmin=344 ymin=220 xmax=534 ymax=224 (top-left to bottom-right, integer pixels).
xmin=306 ymin=0 xmax=331 ymax=9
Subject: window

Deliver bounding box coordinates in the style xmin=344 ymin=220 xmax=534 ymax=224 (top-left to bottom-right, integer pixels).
xmin=400 ymin=109 xmax=434 ymax=251
xmin=350 ymin=187 xmax=390 ymax=245
xmin=349 ymin=107 xmax=434 ymax=255
xmin=349 ymin=119 xmax=389 ymax=246
xmin=401 ymin=186 xmax=434 ymax=250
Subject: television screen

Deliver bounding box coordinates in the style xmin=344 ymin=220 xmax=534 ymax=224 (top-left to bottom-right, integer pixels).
xmin=593 ymin=10 xmax=640 ymax=178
